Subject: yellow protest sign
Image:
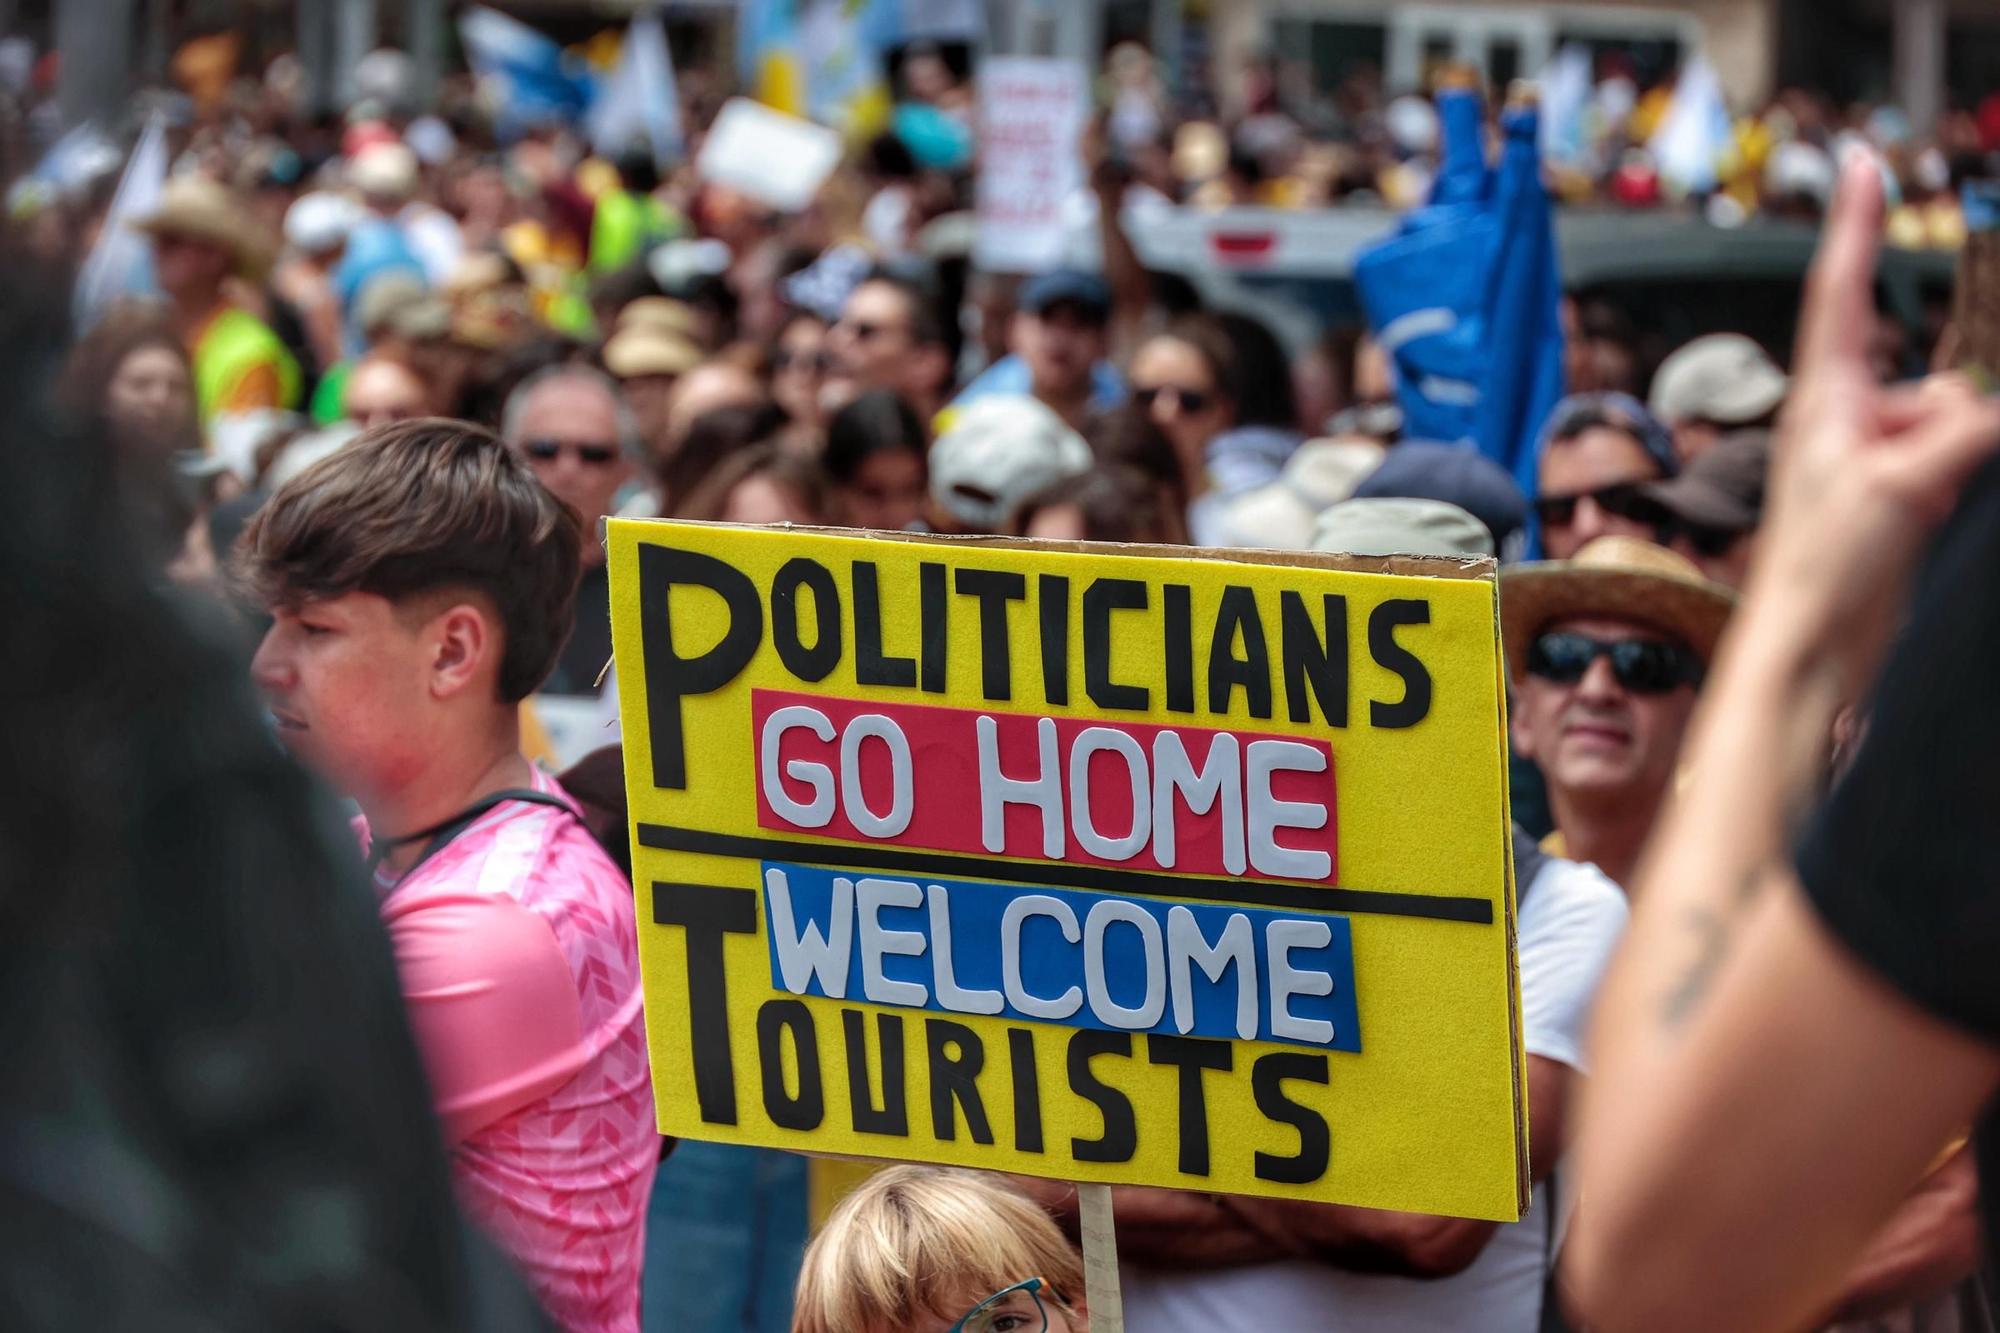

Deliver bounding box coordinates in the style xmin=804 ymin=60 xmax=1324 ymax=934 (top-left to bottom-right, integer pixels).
xmin=609 ymin=521 xmax=1526 ymax=1220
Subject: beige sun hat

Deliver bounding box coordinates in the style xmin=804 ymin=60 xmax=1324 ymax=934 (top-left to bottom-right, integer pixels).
xmin=604 ymin=324 xmax=703 ymax=379
xmin=133 ymin=175 xmax=274 ymax=280
xmin=616 ymin=296 xmax=703 ymax=340
xmin=1500 ymin=535 xmax=1736 ymax=684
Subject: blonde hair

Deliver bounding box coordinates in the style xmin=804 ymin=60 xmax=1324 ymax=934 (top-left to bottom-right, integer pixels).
xmin=792 ymin=1166 xmax=1085 ymax=1333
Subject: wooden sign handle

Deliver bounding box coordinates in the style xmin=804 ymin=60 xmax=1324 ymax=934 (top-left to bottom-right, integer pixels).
xmin=1077 ymin=1182 xmax=1125 ymax=1333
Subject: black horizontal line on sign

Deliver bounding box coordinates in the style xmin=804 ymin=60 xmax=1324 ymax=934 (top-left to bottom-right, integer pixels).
xmin=635 ymin=823 xmax=1494 ymax=925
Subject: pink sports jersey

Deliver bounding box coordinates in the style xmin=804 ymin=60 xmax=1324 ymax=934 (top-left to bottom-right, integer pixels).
xmin=364 ymin=769 xmax=656 ymax=1333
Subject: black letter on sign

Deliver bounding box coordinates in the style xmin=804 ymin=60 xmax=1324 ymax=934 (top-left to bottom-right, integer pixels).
xmin=852 ymin=561 xmax=916 ymax=687
xmin=843 ymin=1009 xmax=909 ymax=1138
xmin=1146 ymin=1035 xmax=1234 ymax=1178
xmin=1368 ymin=599 xmax=1433 ymax=728
xmin=654 ymin=883 xmax=757 ymax=1126
xmin=1281 ymin=591 xmax=1348 ymax=727
xmin=956 ymin=567 xmax=1027 ymax=701
xmin=1252 ymin=1051 xmax=1331 ymax=1185
xmin=771 ymin=558 xmax=841 ymax=683
xmin=1067 ymin=1029 xmax=1138 ymax=1163
xmin=926 ymin=1019 xmax=994 ymax=1144
xmin=1163 ymin=583 xmax=1194 ymax=714
xmin=1039 ymin=574 xmax=1071 ymax=706
xmin=1009 ymin=1028 xmax=1044 ymax=1155
xmin=1207 ymin=585 xmax=1273 ymax=718
xmin=920 ymin=561 xmax=949 ymax=693
xmin=757 ymin=999 xmax=825 ymax=1131
xmin=1083 ymin=578 xmax=1150 ymax=711
xmin=638 ymin=545 xmax=762 ymax=789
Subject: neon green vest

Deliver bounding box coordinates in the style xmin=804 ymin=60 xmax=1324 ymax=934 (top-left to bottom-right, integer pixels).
xmin=589 ymin=189 xmax=677 ymax=274
xmin=194 ymin=307 xmax=302 ymax=422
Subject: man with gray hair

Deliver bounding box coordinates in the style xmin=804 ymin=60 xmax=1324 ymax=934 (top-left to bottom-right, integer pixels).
xmin=503 ymin=363 xmax=640 ymax=695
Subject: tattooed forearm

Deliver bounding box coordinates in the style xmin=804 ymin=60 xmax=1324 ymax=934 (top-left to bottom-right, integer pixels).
xmin=1660 ymin=864 xmax=1770 ymax=1029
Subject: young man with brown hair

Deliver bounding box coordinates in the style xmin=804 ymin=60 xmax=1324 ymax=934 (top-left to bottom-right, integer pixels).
xmin=238 ymin=418 xmax=656 ymax=1333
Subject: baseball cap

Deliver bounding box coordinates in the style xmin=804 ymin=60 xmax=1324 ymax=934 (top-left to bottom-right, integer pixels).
xmin=1648 ymin=334 xmax=1788 ymax=427
xmin=929 ymin=395 xmax=1093 ymax=531
xmin=1310 ymin=498 xmax=1494 ymax=559
xmin=1020 ymin=269 xmax=1111 ymax=323
xmin=349 ymin=142 xmax=418 ymax=201
xmin=1351 ymin=441 xmax=1529 ymax=552
xmin=283 ymin=191 xmax=362 ymax=255
xmin=1642 ymin=429 xmax=1769 ymax=532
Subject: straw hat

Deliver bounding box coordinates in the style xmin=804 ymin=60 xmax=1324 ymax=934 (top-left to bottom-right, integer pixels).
xmin=1500 ymin=536 xmax=1736 ymax=684
xmin=604 ymin=324 xmax=703 ymax=379
xmin=616 ymin=296 xmax=702 ymax=340
xmin=133 ymin=175 xmax=274 ymax=280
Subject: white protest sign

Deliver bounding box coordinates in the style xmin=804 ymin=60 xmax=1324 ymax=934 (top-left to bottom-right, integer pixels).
xmin=696 ymin=97 xmax=843 ymax=213
xmin=974 ymin=57 xmax=1089 ymax=274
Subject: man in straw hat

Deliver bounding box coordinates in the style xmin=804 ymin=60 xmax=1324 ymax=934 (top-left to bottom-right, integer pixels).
xmin=1503 ymin=534 xmax=1734 ymax=889
xmin=135 ymin=175 xmax=300 ymax=423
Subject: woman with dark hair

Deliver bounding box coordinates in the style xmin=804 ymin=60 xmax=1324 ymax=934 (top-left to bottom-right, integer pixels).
xmin=57 ymin=303 xmax=208 ymax=566
xmin=58 ymin=303 xmax=201 ymax=466
xmin=1090 ymin=404 xmax=1191 ymax=540
xmin=822 ymin=388 xmax=928 ymax=531
xmin=655 ymin=399 xmax=790 ymax=516
xmin=670 ymin=445 xmax=828 ymax=526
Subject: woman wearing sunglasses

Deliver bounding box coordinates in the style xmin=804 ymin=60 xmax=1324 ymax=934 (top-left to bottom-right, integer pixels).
xmin=792 ymin=1165 xmax=1088 ymax=1333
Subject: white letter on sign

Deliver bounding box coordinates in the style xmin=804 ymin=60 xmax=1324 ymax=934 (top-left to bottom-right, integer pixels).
xmin=978 ymin=715 xmax=1066 ymax=859
xmin=1166 ymin=905 xmax=1257 ymax=1040
xmin=1267 ymin=918 xmax=1336 ymax=1045
xmin=765 ymin=868 xmax=854 ymax=998
xmin=840 ymin=713 xmax=914 ymax=838
xmin=1083 ymin=899 xmax=1167 ymax=1029
xmin=857 ymin=876 xmax=928 ymax=1007
xmin=1002 ymin=894 xmax=1082 ymax=1019
xmin=1069 ymin=726 xmax=1150 ymax=861
xmin=1152 ymin=731 xmax=1245 ymax=873
xmin=1246 ymin=739 xmax=1332 ymax=880
xmin=761 ymin=705 xmax=836 ymax=828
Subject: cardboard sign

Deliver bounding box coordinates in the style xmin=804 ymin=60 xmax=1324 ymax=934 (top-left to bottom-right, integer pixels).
xmin=973 ymin=57 xmax=1088 ymax=274
xmin=696 ymin=97 xmax=843 ymax=213
xmin=609 ymin=522 xmax=1527 ymax=1220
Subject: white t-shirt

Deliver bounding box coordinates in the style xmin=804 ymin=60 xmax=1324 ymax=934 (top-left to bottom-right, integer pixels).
xmin=1123 ymin=855 xmax=1628 ymax=1333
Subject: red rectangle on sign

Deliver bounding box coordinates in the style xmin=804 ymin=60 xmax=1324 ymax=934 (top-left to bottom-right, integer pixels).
xmin=751 ymin=689 xmax=1338 ymax=882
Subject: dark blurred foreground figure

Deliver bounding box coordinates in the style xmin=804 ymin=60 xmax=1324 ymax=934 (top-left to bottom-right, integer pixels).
xmin=237 ymin=420 xmax=656 ymax=1332
xmin=0 ymin=272 xmax=548 ymax=1329
xmin=1569 ymin=155 xmax=2000 ymax=1333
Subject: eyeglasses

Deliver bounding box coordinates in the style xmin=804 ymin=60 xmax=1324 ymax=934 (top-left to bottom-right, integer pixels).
xmin=773 ymin=347 xmax=832 ymax=374
xmin=949 ymin=1277 xmax=1049 ymax=1333
xmin=1134 ymin=384 xmax=1213 ymax=413
xmin=1526 ymin=631 xmax=1704 ymax=694
xmin=1532 ymin=481 xmax=1667 ymax=530
xmin=520 ymin=439 xmax=621 ymax=467
xmin=1659 ymin=516 xmax=1742 ymax=559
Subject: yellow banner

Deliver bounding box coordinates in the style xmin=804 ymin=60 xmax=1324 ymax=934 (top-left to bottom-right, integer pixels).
xmin=609 ymin=521 xmax=1525 ymax=1220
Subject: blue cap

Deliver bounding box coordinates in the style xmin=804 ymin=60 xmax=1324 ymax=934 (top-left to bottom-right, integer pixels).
xmin=1020 ymin=268 xmax=1112 ymax=321
xmin=1352 ymin=441 xmax=1529 ymax=551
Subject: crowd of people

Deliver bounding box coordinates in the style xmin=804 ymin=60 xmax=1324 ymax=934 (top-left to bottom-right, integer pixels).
xmin=9 ymin=15 xmax=2000 ymax=1333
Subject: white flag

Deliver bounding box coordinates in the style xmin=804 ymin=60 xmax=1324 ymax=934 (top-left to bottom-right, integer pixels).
xmin=1649 ymin=54 xmax=1733 ymax=196
xmin=73 ymin=113 xmax=167 ymax=329
xmin=589 ymin=9 xmax=683 ymax=165
xmin=1537 ymin=44 xmax=1593 ymax=167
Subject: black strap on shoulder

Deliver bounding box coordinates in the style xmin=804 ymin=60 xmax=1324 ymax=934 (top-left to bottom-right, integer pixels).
xmin=1512 ymin=822 xmax=1549 ymax=908
xmin=367 ymin=787 xmax=575 ymax=879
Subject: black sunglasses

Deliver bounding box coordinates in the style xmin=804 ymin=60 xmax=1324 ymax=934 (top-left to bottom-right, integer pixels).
xmin=521 ymin=439 xmax=621 ymax=467
xmin=1134 ymin=384 xmax=1213 ymax=413
xmin=1526 ymin=631 xmax=1704 ymax=694
xmin=1659 ymin=517 xmax=1741 ymax=559
xmin=1533 ymin=481 xmax=1668 ymax=530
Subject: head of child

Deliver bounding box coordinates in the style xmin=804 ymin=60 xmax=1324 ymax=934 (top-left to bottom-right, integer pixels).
xmin=793 ymin=1166 xmax=1089 ymax=1333
xmin=238 ymin=418 xmax=580 ymax=812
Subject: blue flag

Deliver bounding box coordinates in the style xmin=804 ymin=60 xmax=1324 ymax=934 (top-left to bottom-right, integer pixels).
xmin=458 ymin=6 xmax=594 ymax=137
xmin=1353 ymin=88 xmax=1566 ymax=494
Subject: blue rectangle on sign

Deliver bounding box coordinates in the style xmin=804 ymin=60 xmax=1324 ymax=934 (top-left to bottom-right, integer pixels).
xmin=759 ymin=859 xmax=1361 ymax=1052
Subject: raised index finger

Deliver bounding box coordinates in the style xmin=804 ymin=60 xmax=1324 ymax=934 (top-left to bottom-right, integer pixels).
xmin=1795 ymin=151 xmax=1887 ymax=382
